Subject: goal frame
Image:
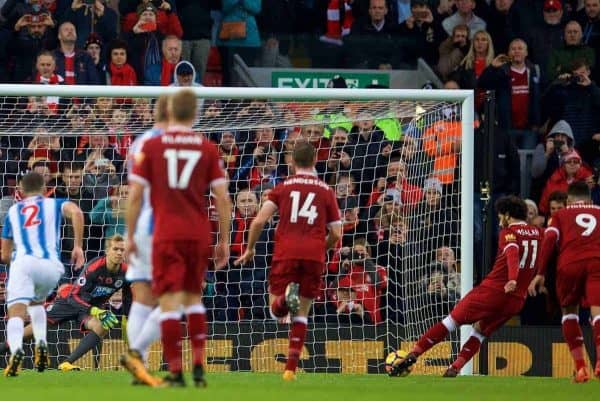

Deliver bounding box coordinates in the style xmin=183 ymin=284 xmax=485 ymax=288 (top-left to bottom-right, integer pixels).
xmin=0 ymin=84 xmax=475 ymax=375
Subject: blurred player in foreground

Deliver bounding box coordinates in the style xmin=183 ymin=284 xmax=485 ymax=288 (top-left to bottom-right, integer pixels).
xmin=0 ymin=235 xmax=127 ymax=371
xmin=235 ymin=139 xmax=342 ymax=381
xmin=391 ymin=196 xmax=542 ymax=377
xmin=529 ymin=181 xmax=600 ymax=382
xmin=1 ymin=172 xmax=84 ymax=377
xmin=122 ymin=95 xmax=170 ymax=375
xmin=124 ymin=89 xmax=232 ymax=387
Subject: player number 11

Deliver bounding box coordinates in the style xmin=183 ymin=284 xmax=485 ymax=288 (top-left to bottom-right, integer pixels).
xmin=519 ymin=239 xmax=538 ymax=269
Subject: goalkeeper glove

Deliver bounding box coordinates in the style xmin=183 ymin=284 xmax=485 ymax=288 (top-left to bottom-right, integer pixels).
xmin=90 ymin=306 xmax=119 ymax=330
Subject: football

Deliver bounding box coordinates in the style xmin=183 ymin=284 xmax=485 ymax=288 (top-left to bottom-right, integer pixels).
xmin=385 ymin=350 xmax=414 ymax=377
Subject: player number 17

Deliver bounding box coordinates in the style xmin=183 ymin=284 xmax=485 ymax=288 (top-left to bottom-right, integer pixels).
xmin=163 ymin=149 xmax=202 ymax=189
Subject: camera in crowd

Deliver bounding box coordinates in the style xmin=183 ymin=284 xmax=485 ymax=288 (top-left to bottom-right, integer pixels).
xmin=559 ymin=73 xmax=583 ymax=85
xmin=83 ymin=0 xmax=95 ymax=6
xmin=553 ymin=139 xmax=565 ymax=150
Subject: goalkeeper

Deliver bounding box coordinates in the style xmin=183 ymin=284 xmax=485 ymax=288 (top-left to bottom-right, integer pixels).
xmin=0 ymin=235 xmax=129 ymax=371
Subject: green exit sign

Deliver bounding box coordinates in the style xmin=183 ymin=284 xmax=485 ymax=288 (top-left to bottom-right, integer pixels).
xmin=272 ymin=71 xmax=390 ymax=89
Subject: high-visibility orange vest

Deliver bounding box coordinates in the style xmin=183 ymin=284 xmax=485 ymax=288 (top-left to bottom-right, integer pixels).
xmin=423 ymin=120 xmax=462 ymax=184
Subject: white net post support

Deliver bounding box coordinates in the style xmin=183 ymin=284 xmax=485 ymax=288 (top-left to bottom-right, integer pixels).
xmin=0 ymin=84 xmax=474 ymax=374
xmin=459 ymin=91 xmax=474 ymax=376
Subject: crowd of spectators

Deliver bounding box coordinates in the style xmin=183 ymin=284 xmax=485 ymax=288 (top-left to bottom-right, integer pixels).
xmin=2 ymin=0 xmax=600 ymax=327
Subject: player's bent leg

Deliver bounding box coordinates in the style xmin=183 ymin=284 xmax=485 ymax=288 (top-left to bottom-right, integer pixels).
xmin=561 ymin=307 xmax=590 ymax=383
xmin=283 ymin=297 xmax=312 ymax=381
xmin=285 ymin=282 xmax=301 ymax=316
xmin=392 ymin=315 xmax=458 ymax=377
xmin=59 ymin=318 xmax=105 ymax=371
xmin=269 ymin=292 xmax=290 ymax=319
xmin=445 ymin=325 xmax=486 ymax=377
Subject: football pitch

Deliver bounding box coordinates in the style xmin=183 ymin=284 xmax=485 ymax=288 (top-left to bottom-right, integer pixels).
xmin=1 ymin=371 xmax=598 ymax=401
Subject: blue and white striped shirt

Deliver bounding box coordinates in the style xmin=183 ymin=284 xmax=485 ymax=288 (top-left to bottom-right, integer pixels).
xmin=1 ymin=196 xmax=66 ymax=261
xmin=128 ymin=127 xmax=163 ymax=236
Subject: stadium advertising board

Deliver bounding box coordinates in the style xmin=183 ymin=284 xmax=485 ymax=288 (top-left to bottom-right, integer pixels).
xmin=10 ymin=324 xmax=593 ymax=377
xmin=271 ymin=71 xmax=390 ymax=89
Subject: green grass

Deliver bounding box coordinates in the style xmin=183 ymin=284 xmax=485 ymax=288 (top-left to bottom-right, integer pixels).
xmin=1 ymin=371 xmax=598 ymax=401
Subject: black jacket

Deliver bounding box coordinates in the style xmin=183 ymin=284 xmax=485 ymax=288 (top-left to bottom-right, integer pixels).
xmin=175 ymin=0 xmax=218 ymax=40
xmin=474 ymin=125 xmax=521 ymax=195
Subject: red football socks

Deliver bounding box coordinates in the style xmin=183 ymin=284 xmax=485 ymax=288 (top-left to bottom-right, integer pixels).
xmin=562 ymin=315 xmax=586 ymax=371
xmin=451 ymin=335 xmax=482 ymax=370
xmin=186 ymin=304 xmax=207 ymax=367
xmin=285 ymin=317 xmax=308 ymax=372
xmin=160 ymin=313 xmax=183 ymax=374
xmin=271 ymin=295 xmax=289 ymax=318
xmin=413 ymin=322 xmax=449 ymax=356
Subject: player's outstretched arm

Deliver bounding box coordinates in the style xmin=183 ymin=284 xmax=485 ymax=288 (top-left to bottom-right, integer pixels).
xmin=212 ymin=181 xmax=232 ymax=269
xmin=504 ymin=243 xmax=519 ymax=293
xmin=63 ymin=201 xmax=85 ymax=269
xmin=528 ymin=228 xmax=558 ymax=296
xmin=234 ymin=201 xmax=278 ymax=266
xmin=125 ymin=182 xmax=144 ymax=257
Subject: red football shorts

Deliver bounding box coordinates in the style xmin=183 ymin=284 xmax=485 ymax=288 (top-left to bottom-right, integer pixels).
xmin=450 ymin=285 xmax=524 ymax=336
xmin=556 ymin=258 xmax=600 ymax=307
xmin=269 ymin=259 xmax=324 ymax=299
xmin=152 ymin=240 xmax=211 ymax=296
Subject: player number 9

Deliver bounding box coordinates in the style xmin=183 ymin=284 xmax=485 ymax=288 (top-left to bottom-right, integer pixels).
xmin=575 ymin=213 xmax=597 ymax=236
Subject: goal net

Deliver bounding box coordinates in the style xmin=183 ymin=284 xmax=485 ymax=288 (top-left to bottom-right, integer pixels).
xmin=0 ymin=85 xmax=474 ymax=375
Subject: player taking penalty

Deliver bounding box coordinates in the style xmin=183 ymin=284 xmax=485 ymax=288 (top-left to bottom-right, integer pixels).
xmin=529 ymin=181 xmax=600 ymax=383
xmin=391 ymin=196 xmax=541 ymax=377
xmin=235 ymin=139 xmax=342 ymax=381
xmin=124 ymin=89 xmax=232 ymax=388
xmin=1 ymin=172 xmax=85 ymax=377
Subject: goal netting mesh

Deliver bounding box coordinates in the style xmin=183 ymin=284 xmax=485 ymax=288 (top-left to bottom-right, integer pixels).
xmin=0 ymin=87 xmax=470 ymax=375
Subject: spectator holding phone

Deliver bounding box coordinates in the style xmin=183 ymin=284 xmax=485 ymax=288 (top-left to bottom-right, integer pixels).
xmin=478 ymin=38 xmax=541 ymax=148
xmin=437 ymin=24 xmax=470 ymax=81
xmin=120 ymin=0 xmax=182 ymax=37
xmin=544 ymin=59 xmax=600 ymax=165
xmin=531 ymin=120 xmax=575 ymax=193
xmin=63 ymin=0 xmax=117 ymax=50
xmin=10 ymin=7 xmax=55 ymax=83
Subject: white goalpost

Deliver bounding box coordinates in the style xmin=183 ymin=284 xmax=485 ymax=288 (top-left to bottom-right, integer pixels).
xmin=0 ymin=84 xmax=474 ymax=375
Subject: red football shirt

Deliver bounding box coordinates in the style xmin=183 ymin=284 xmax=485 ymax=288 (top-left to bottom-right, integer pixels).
xmin=546 ymin=203 xmax=600 ymax=268
xmin=510 ymin=66 xmax=529 ymax=129
xmin=130 ymin=127 xmax=226 ymax=241
xmin=480 ymin=222 xmax=543 ymax=299
xmin=267 ymin=172 xmax=341 ymax=262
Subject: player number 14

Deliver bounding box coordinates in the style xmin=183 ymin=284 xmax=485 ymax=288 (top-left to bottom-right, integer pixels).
xmin=163 ymin=149 xmax=202 ymax=189
xmin=289 ymin=191 xmax=318 ymax=225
